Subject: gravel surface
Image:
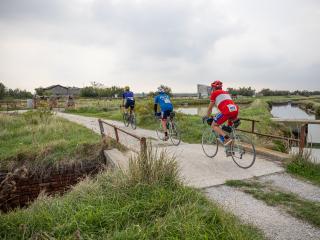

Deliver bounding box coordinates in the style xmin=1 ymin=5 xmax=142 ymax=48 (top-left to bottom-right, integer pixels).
xmin=206 ymin=185 xmax=320 ymax=240
xmin=259 ymin=173 xmax=320 ymax=202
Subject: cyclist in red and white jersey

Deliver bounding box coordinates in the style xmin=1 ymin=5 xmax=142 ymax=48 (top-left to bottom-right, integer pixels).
xmin=203 ymin=80 xmax=239 ymax=146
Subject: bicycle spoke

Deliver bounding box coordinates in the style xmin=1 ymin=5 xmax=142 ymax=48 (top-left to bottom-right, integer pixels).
xmin=231 ymin=133 xmax=256 ymax=169
xmin=169 ymin=121 xmax=181 ymax=146
xmin=201 ymin=127 xmax=218 ymax=158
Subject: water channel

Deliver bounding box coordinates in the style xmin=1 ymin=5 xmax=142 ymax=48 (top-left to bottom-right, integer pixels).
xmin=271 ymin=103 xmax=320 ymax=144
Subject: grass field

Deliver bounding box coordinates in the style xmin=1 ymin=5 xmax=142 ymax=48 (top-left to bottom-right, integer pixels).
xmin=0 ymin=148 xmax=264 ymax=240
xmin=0 ymin=110 xmax=101 ymax=171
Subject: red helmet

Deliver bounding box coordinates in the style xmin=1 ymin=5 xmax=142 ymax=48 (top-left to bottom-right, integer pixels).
xmin=211 ymin=80 xmax=222 ymax=89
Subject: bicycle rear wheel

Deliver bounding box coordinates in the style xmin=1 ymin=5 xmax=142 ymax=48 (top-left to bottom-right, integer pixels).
xmin=169 ymin=122 xmax=181 ymax=146
xmin=156 ymin=122 xmax=165 ymax=140
xmin=230 ymin=133 xmax=256 ymax=169
xmin=123 ymin=113 xmax=129 ymax=127
xmin=130 ymin=114 xmax=137 ymax=129
xmin=201 ymin=127 xmax=218 ymax=158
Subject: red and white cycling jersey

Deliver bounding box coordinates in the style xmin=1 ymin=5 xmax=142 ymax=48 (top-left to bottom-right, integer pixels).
xmin=210 ymin=90 xmax=238 ymax=114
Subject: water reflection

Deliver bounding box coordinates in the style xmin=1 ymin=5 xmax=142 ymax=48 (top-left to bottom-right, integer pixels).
xmin=176 ymin=106 xmax=218 ymax=116
xmin=271 ymin=103 xmax=320 ymax=143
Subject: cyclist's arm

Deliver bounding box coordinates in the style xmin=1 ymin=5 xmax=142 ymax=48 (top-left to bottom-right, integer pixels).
xmin=122 ymin=93 xmax=125 ymax=106
xmin=154 ymin=103 xmax=158 ymax=114
xmin=206 ymin=101 xmax=215 ymax=117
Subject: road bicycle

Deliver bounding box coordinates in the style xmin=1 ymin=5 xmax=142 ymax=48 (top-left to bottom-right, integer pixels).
xmin=122 ymin=107 xmax=137 ymax=129
xmin=201 ymin=118 xmax=256 ymax=169
xmin=155 ymin=112 xmax=181 ymax=146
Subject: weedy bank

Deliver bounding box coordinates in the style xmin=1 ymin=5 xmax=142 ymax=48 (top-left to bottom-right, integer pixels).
xmin=0 ymin=110 xmax=102 ymax=172
xmin=0 ymin=146 xmax=264 ymax=239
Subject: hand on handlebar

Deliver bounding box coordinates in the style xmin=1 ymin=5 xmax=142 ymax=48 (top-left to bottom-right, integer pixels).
xmin=202 ymin=116 xmax=209 ymax=123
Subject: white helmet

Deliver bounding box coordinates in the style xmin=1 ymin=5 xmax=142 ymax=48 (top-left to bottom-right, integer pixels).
xmin=157 ymin=87 xmax=165 ymax=93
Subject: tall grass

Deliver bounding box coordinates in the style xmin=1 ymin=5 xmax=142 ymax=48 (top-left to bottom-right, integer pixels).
xmin=286 ymin=154 xmax=320 ymax=186
xmin=0 ymin=146 xmax=264 ymax=239
xmin=0 ymin=111 xmax=101 ymax=171
xmin=128 ymin=146 xmax=179 ymax=186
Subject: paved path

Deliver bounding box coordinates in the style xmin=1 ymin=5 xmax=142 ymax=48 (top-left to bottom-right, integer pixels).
xmin=57 ymin=112 xmax=283 ymax=188
xmin=58 ymin=112 xmax=320 ymax=239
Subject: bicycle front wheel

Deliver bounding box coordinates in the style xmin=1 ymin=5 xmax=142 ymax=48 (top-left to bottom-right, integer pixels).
xmin=201 ymin=128 xmax=218 ymax=158
xmin=169 ymin=122 xmax=181 ymax=146
xmin=230 ymin=133 xmax=256 ymax=169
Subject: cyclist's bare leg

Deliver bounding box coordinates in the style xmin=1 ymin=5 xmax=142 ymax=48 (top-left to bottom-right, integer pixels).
xmin=161 ymin=119 xmax=169 ymax=140
xmin=211 ymin=123 xmax=226 ymax=137
xmin=211 ymin=122 xmax=232 ymax=145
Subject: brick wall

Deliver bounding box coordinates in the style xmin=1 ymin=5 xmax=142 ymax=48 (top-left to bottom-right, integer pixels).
xmin=0 ymin=161 xmax=106 ymax=212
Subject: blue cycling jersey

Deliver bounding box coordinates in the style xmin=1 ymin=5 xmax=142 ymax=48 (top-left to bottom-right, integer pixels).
xmin=154 ymin=93 xmax=173 ymax=112
xmin=122 ymin=91 xmax=134 ymax=102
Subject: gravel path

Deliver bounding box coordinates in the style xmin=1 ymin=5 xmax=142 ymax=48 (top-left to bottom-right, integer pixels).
xmin=206 ymin=185 xmax=320 ymax=240
xmin=259 ymin=173 xmax=320 ymax=202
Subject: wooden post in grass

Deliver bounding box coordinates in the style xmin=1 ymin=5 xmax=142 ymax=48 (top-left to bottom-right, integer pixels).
xmin=98 ymin=119 xmax=105 ymax=138
xmin=114 ymin=127 xmax=119 ymax=142
xmin=299 ymin=124 xmax=307 ymax=155
xmin=251 ymin=120 xmax=255 ymax=133
xmin=140 ymin=137 xmax=147 ymax=155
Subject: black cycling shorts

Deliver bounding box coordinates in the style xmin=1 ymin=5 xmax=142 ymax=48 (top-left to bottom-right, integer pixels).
xmin=125 ymin=100 xmax=135 ymax=110
xmin=161 ymin=110 xmax=172 ymax=119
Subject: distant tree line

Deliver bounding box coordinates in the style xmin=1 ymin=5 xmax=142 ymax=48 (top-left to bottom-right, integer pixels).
xmin=0 ymin=82 xmax=33 ymax=100
xmin=80 ymin=83 xmax=124 ymax=98
xmin=225 ymin=86 xmax=320 ymax=97
xmin=227 ymin=87 xmax=255 ymax=97
xmin=258 ymin=88 xmax=320 ymax=97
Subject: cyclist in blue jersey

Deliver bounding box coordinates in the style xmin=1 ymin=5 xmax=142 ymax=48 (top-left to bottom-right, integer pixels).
xmin=122 ymin=86 xmax=135 ymax=115
xmin=154 ymin=87 xmax=173 ymax=141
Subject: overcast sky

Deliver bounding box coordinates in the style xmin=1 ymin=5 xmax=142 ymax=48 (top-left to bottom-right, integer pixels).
xmin=0 ymin=0 xmax=319 ymax=93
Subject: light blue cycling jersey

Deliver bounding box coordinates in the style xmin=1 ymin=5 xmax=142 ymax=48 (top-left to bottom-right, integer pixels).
xmin=154 ymin=93 xmax=173 ymax=112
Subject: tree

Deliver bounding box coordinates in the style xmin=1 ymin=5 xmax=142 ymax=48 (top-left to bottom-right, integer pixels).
xmin=35 ymin=87 xmax=45 ymax=96
xmin=0 ymin=82 xmax=5 ymax=99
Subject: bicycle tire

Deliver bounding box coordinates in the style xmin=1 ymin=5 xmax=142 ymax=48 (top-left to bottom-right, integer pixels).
xmin=169 ymin=121 xmax=181 ymax=146
xmin=230 ymin=133 xmax=256 ymax=169
xmin=123 ymin=113 xmax=129 ymax=127
xmin=156 ymin=122 xmax=165 ymax=140
xmin=131 ymin=114 xmax=137 ymax=129
xmin=201 ymin=127 xmax=219 ymax=158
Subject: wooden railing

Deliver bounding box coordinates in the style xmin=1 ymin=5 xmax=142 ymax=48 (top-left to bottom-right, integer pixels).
xmin=238 ymin=118 xmax=320 ymax=155
xmin=98 ymin=119 xmax=147 ymax=154
xmin=238 ymin=118 xmax=302 ymax=154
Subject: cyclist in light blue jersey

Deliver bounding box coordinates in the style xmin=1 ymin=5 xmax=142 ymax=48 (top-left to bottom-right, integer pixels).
xmin=154 ymin=87 xmax=173 ymax=141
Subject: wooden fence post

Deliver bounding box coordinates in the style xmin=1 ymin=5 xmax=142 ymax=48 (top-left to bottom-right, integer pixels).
xmin=251 ymin=120 xmax=255 ymax=133
xmin=140 ymin=137 xmax=147 ymax=155
xmin=299 ymin=124 xmax=307 ymax=155
xmin=114 ymin=127 xmax=119 ymax=142
xmin=98 ymin=119 xmax=105 ymax=138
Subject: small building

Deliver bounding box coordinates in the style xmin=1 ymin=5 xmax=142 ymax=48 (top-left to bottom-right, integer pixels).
xmin=43 ymin=85 xmax=81 ymax=96
xmin=197 ymin=84 xmax=211 ymax=98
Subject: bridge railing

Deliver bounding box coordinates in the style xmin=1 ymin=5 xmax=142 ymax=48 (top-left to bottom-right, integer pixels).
xmin=98 ymin=119 xmax=147 ymax=154
xmin=238 ymin=118 xmax=320 ymax=155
